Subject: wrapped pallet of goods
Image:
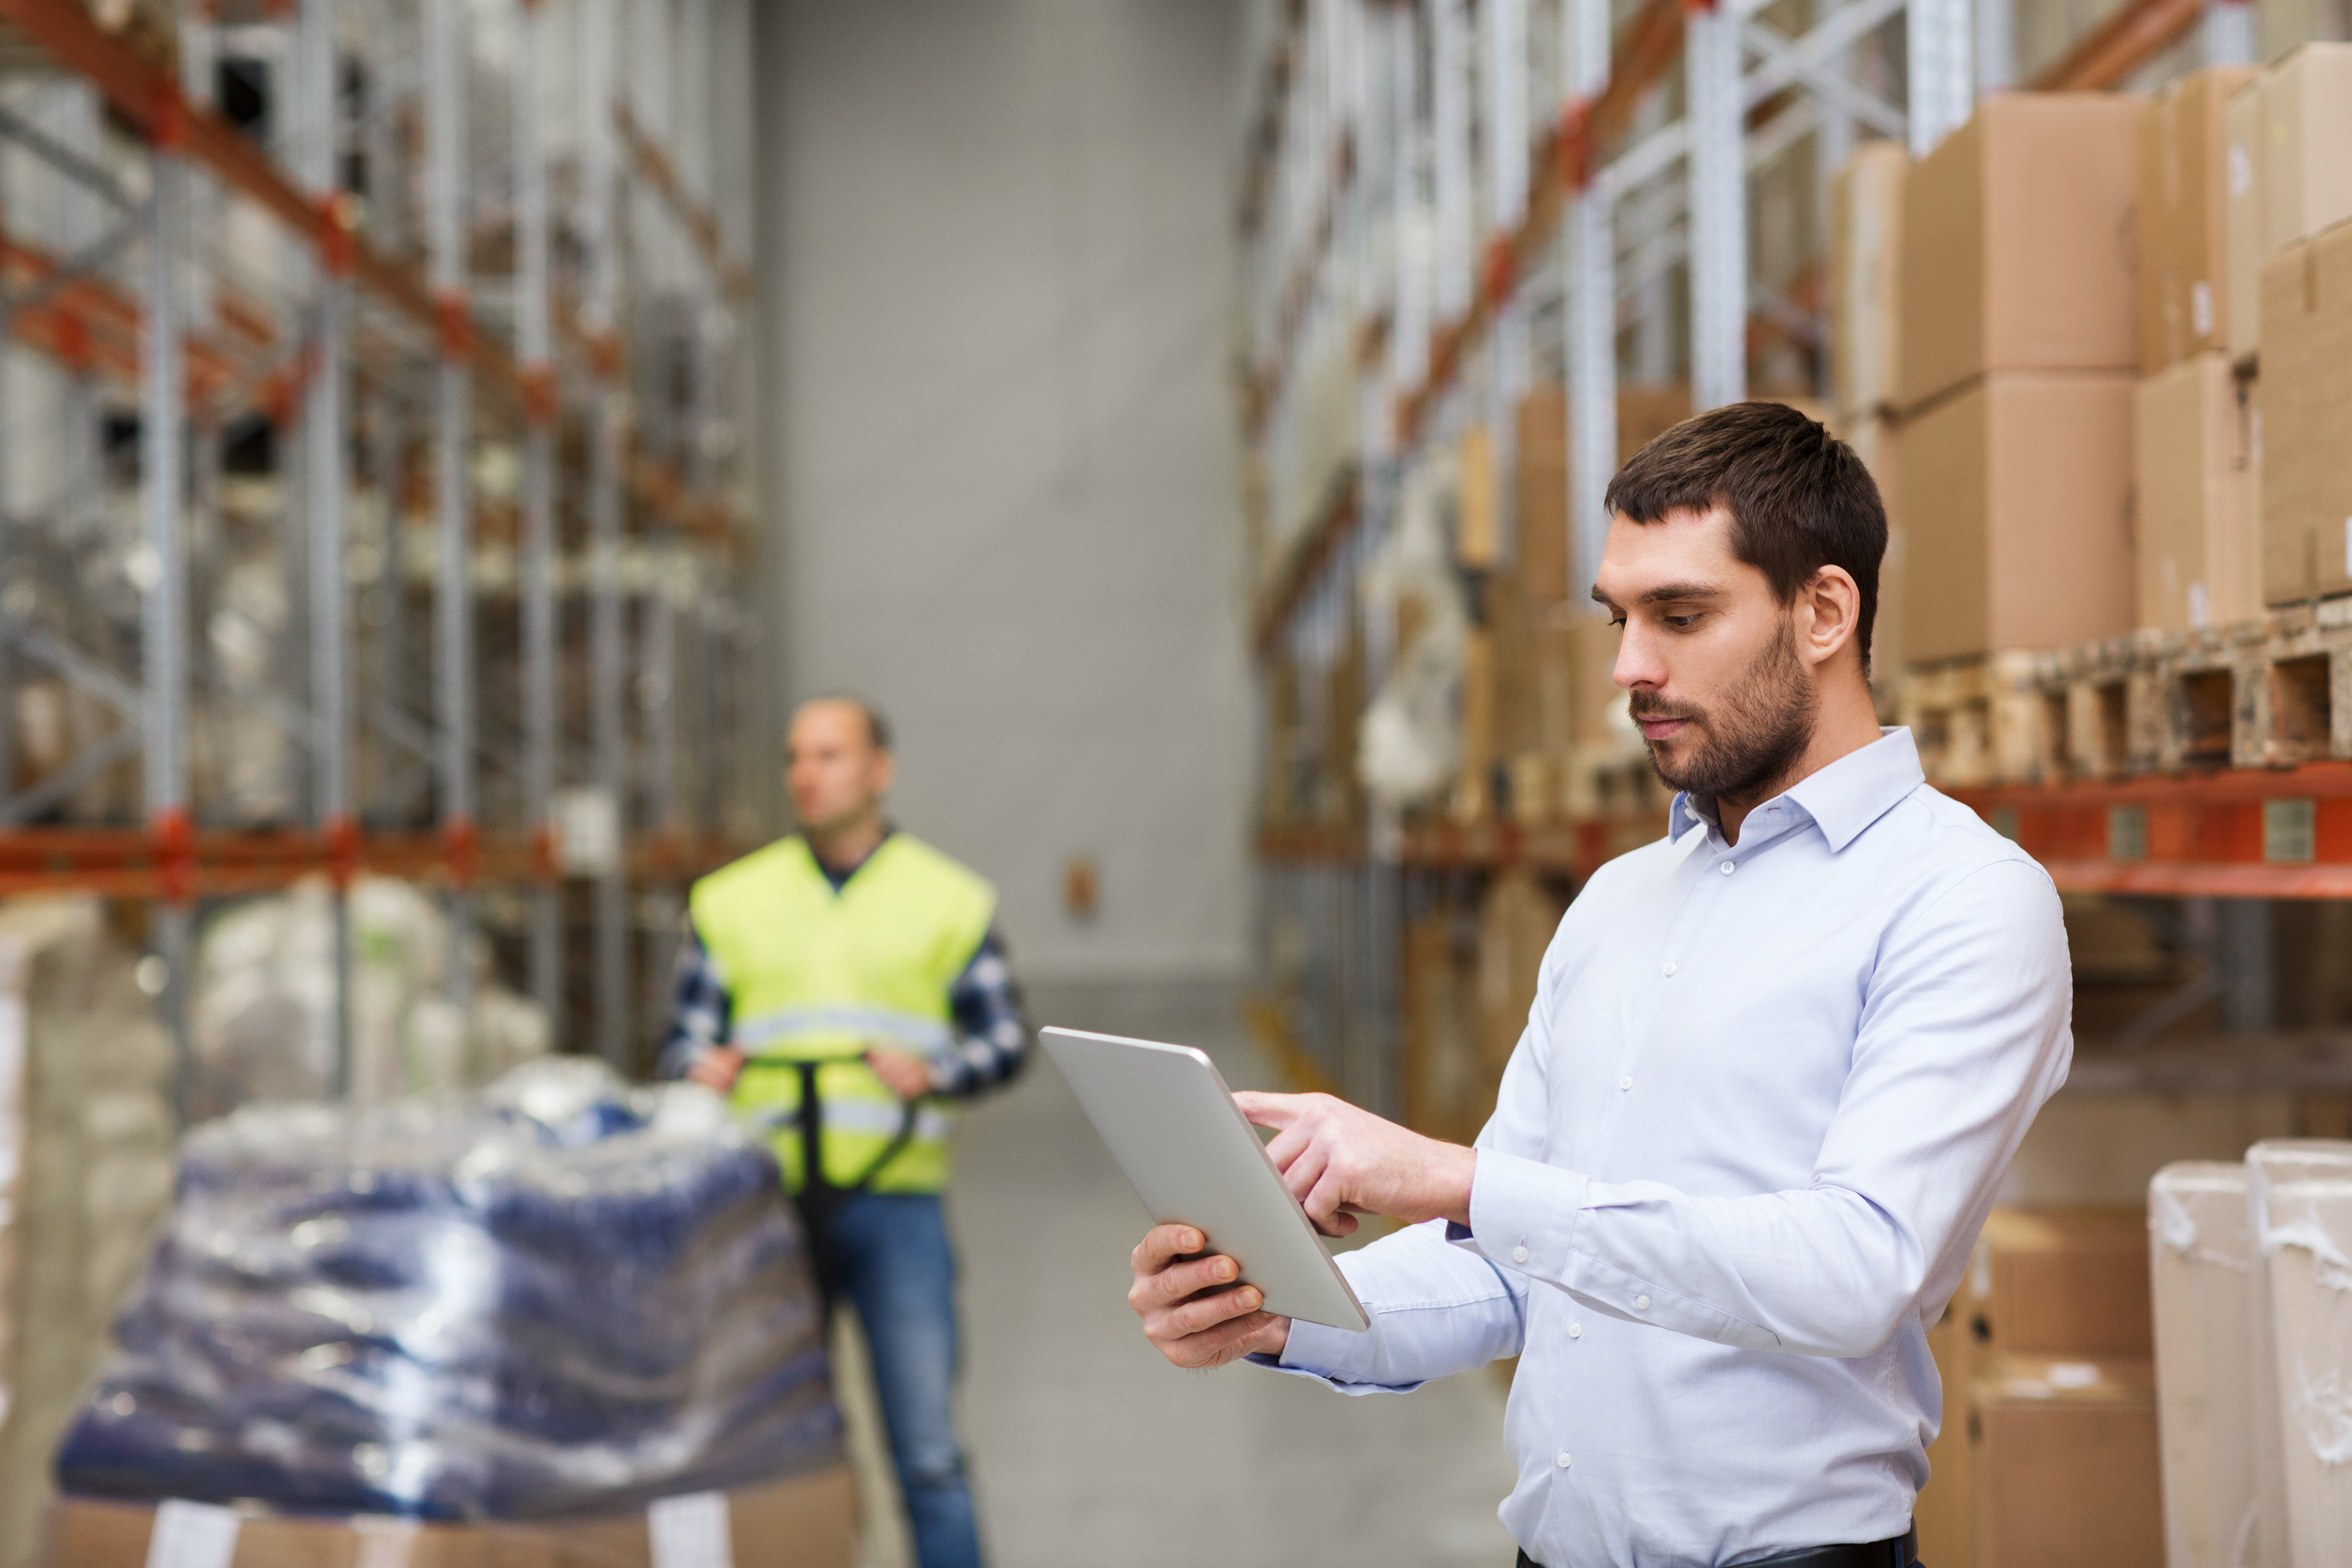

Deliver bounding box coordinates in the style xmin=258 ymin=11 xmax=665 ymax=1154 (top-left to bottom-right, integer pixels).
xmin=2258 ymin=1171 xmax=2352 ymax=1567
xmin=2248 ymin=1140 xmax=2352 ymax=1568
xmin=1913 ymin=1208 xmax=2161 ymax=1568
xmin=0 ymin=899 xmax=177 ymax=1568
xmin=2148 ymin=1162 xmax=2261 ymax=1568
xmin=43 ymin=1060 xmax=852 ymax=1566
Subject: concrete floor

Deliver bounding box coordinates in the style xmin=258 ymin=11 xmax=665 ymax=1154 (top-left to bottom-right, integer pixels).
xmin=833 ymin=982 xmax=1518 ymax=1568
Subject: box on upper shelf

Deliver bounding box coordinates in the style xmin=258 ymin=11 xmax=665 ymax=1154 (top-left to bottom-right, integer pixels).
xmin=2258 ymin=218 xmax=2352 ymax=605
xmin=1898 ymin=94 xmax=2144 ymax=416
xmin=2261 ymin=44 xmax=2352 ymax=257
xmin=2136 ymin=351 xmax=2259 ymax=632
xmin=2139 ymin=66 xmax=2260 ymax=373
xmin=1831 ymin=141 xmax=1909 ymax=422
xmin=1897 ymin=371 xmax=2135 ymax=664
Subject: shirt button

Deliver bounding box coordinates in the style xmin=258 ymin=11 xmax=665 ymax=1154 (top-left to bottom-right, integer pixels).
xmin=1720 ymin=860 xmax=1735 ymax=875
xmin=1617 ymin=1075 xmax=1633 ymax=1092
xmin=1556 ymin=1451 xmax=1573 ymax=1469
xmin=1634 ymin=1295 xmax=1651 ymax=1311
xmin=1567 ymin=1322 xmax=1583 ymax=1339
xmin=1661 ymin=961 xmax=1677 ymax=976
xmin=1511 ymin=1245 xmax=1529 ymax=1264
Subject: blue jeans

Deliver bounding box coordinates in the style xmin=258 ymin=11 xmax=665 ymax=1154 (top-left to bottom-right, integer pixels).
xmin=813 ymin=1190 xmax=983 ymax=1568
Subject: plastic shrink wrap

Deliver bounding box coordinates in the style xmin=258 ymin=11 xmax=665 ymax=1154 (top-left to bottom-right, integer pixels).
xmin=52 ymin=1059 xmax=841 ymax=1521
xmin=0 ymin=898 xmax=177 ymax=1568
xmin=189 ymin=876 xmax=549 ymax=1119
xmin=2253 ymin=1140 xmax=2352 ymax=1568
xmin=2248 ymin=1140 xmax=2352 ymax=1568
xmin=2149 ymin=1162 xmax=2258 ymax=1568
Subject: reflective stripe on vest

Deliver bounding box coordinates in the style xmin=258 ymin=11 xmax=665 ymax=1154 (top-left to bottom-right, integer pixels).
xmin=689 ymin=832 xmax=995 ymax=1195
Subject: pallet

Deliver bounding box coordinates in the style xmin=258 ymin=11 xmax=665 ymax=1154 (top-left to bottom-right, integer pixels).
xmin=1902 ymin=600 xmax=2352 ymax=787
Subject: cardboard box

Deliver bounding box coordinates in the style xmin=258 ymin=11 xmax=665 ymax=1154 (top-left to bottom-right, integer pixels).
xmin=1516 ymin=387 xmax=1570 ymax=601
xmin=41 ymin=1467 xmax=860 ymax=1568
xmin=1401 ymin=909 xmax=1483 ymax=1145
xmin=1476 ymin=868 xmax=1566 ymax=1077
xmin=1958 ymin=1208 xmax=2154 ymax=1360
xmin=1514 ymin=384 xmax=1700 ymax=606
xmin=2135 ymin=352 xmax=2260 ymax=630
xmin=2262 ymin=44 xmax=2352 ymax=257
xmin=2148 ymin=1162 xmax=2261 ymax=1568
xmin=1916 ymin=1304 xmax=1976 ymax=1568
xmin=1898 ymin=94 xmax=2145 ymax=414
xmin=1457 ymin=424 xmax=1498 ymax=567
xmin=2005 ymin=1090 xmax=2293 ymax=1207
xmin=1969 ymin=1357 xmax=2164 ymax=1568
xmin=2228 ymin=79 xmax=2266 ymax=365
xmin=1841 ymin=417 xmax=1902 ymax=687
xmin=1833 ymin=143 xmax=1909 ymax=420
xmin=2139 ymin=67 xmax=2260 ymax=372
xmin=2257 ymin=224 xmax=2352 ymax=604
xmin=1898 ymin=371 xmax=2136 ymax=663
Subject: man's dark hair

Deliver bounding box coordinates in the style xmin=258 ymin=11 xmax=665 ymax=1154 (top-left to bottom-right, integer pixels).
xmin=794 ymin=694 xmax=892 ymax=753
xmin=1602 ymin=401 xmax=1887 ymax=676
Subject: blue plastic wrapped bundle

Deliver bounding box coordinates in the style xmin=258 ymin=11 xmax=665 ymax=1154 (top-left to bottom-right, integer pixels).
xmin=53 ymin=1059 xmax=841 ymax=1520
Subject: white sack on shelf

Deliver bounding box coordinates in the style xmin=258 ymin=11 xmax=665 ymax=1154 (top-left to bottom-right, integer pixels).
xmin=190 ymin=875 xmax=550 ymax=1120
xmin=1357 ymin=451 xmax=1468 ymax=807
xmin=0 ymin=896 xmax=176 ymax=1568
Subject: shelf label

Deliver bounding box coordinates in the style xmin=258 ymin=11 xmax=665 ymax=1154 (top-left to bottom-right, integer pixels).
xmin=2265 ymin=798 xmax=2316 ymax=865
xmin=2108 ymin=805 xmax=2147 ymax=864
xmin=648 ymin=1491 xmax=733 ymax=1568
xmin=143 ymin=1501 xmax=240 ymax=1568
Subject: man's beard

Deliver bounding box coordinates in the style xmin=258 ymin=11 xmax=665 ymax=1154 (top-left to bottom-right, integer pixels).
xmin=1630 ymin=621 xmax=1817 ymax=804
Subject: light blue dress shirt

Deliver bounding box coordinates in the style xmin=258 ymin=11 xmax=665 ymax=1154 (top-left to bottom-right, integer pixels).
xmin=1267 ymin=729 xmax=2073 ymax=1567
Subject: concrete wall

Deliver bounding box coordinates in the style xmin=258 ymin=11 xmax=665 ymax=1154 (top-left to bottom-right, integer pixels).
xmin=753 ymin=0 xmax=1252 ymax=983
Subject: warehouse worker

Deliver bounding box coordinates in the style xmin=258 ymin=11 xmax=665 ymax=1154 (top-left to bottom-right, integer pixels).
xmin=662 ymin=696 xmax=1026 ymax=1568
xmin=1125 ymin=403 xmax=2072 ymax=1568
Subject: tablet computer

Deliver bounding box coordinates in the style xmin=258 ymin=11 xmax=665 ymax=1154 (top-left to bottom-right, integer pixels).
xmin=1040 ymin=1026 xmax=1369 ymax=1332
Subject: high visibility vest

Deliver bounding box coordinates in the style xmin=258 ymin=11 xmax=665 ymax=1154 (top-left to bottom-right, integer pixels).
xmin=690 ymin=832 xmax=995 ymax=1195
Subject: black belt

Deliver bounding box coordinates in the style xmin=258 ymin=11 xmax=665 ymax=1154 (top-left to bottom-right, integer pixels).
xmin=1517 ymin=1528 xmax=1917 ymax=1568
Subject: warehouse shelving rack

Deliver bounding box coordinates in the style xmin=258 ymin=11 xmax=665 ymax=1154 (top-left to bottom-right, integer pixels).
xmin=1238 ymin=0 xmax=2281 ymax=1108
xmin=0 ymin=0 xmax=768 ymax=1110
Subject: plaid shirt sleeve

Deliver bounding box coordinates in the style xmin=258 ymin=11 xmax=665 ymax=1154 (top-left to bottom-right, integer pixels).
xmin=931 ymin=924 xmax=1031 ymax=1098
xmin=659 ymin=915 xmax=1030 ymax=1096
xmin=657 ymin=918 xmax=733 ymax=1081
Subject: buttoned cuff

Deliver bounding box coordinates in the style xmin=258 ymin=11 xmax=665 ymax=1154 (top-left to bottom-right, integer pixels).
xmin=1461 ymin=1147 xmax=1592 ymax=1278
xmin=1239 ymin=1320 xmax=1423 ymax=1395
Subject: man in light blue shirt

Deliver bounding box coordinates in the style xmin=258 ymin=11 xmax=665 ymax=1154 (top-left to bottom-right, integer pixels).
xmin=1127 ymin=403 xmax=2071 ymax=1568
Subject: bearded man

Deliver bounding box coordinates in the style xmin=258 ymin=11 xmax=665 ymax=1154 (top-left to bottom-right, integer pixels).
xmin=1125 ymin=402 xmax=2072 ymax=1568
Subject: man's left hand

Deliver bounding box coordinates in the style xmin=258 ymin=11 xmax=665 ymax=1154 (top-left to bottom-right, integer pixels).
xmin=1234 ymin=1091 xmax=1476 ymax=1237
xmin=865 ymin=1047 xmax=934 ymax=1101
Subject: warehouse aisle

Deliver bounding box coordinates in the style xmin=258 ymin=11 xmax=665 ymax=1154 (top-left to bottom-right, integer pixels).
xmin=835 ymin=983 xmax=1519 ymax=1568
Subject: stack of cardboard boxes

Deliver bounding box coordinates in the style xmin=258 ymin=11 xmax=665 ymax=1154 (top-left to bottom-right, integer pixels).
xmin=2245 ymin=46 xmax=2352 ymax=604
xmin=1890 ymin=94 xmax=2142 ymax=666
xmin=1832 ymin=49 xmax=2352 ymax=689
xmin=1450 ymin=386 xmax=1689 ymax=827
xmin=2138 ymin=67 xmax=2262 ymax=632
xmin=1916 ymin=1210 xmax=2162 ymax=1568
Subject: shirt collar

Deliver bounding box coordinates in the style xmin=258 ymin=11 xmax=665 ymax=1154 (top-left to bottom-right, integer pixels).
xmin=1668 ymin=728 xmax=1925 ymax=853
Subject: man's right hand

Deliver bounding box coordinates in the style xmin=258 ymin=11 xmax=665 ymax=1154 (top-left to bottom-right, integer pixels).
xmin=686 ymin=1045 xmax=746 ymax=1093
xmin=1128 ymin=1223 xmax=1290 ymax=1369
